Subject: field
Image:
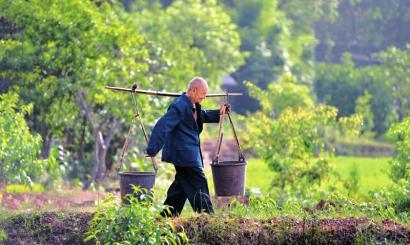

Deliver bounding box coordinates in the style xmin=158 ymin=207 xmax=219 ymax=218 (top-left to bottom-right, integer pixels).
xmin=244 ymin=156 xmax=392 ymax=197
xmin=1 ymin=156 xmax=409 ymax=244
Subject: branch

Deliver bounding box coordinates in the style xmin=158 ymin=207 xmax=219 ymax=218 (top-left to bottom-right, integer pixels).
xmin=105 ymin=118 xmax=123 ymax=146
xmin=77 ymin=92 xmax=97 ymax=135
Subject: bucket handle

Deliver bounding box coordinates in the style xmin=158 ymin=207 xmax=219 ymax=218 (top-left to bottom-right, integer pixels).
xmin=116 ymin=84 xmax=158 ymax=174
xmin=212 ymin=98 xmax=245 ymax=165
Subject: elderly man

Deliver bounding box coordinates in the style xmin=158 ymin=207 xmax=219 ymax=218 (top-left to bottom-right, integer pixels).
xmin=146 ymin=77 xmax=222 ymax=217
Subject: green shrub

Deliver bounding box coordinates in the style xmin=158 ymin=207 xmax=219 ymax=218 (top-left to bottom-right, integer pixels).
xmin=373 ymin=180 xmax=410 ymax=215
xmin=85 ymin=186 xmax=188 ymax=244
xmin=242 ymin=102 xmax=362 ymax=204
xmin=0 ymin=91 xmax=44 ymax=186
xmin=0 ymin=91 xmax=62 ymax=188
xmin=388 ymin=116 xmax=410 ymax=183
xmin=223 ymin=192 xmax=408 ymax=224
xmin=385 ymin=116 xmax=410 ymax=213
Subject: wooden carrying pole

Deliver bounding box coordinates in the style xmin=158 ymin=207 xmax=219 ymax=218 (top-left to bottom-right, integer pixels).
xmin=106 ymin=86 xmax=243 ymax=97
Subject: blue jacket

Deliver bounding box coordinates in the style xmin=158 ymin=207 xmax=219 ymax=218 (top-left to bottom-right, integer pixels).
xmin=146 ymin=93 xmax=220 ymax=167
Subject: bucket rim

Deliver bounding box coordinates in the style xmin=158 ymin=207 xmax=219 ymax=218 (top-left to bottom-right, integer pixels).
xmin=119 ymin=171 xmax=156 ymax=176
xmin=210 ymin=160 xmax=246 ymax=167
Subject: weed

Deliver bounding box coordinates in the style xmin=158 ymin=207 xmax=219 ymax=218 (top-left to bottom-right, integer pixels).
xmin=85 ymin=186 xmax=188 ymax=244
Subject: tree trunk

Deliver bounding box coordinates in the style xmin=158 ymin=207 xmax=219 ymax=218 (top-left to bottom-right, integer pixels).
xmin=78 ymin=92 xmax=122 ymax=190
xmin=40 ymin=121 xmax=53 ymax=159
xmin=83 ymin=131 xmax=106 ymax=190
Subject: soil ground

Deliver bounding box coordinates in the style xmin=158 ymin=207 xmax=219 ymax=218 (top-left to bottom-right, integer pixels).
xmin=1 ymin=211 xmax=409 ymax=244
xmin=0 ymin=183 xmax=409 ymax=244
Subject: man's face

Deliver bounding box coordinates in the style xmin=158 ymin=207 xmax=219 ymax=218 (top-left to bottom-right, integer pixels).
xmin=193 ymin=86 xmax=208 ymax=103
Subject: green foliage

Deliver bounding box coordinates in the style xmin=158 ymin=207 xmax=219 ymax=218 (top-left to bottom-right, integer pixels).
xmin=388 ymin=116 xmax=410 ymax=183
xmin=246 ymin=72 xmax=314 ymax=117
xmin=315 ymin=0 xmax=410 ymax=63
xmin=0 ymin=91 xmax=45 ymax=185
xmin=218 ymin=0 xmax=340 ymax=114
xmin=221 ymin=192 xmax=408 ymax=224
xmin=86 ymin=187 xmax=188 ymax=244
xmin=134 ymin=0 xmax=244 ymax=92
xmin=242 ymin=103 xmax=362 ymax=203
xmin=354 ymin=90 xmax=374 ymax=136
xmin=374 ymin=181 xmax=410 ymax=214
xmin=0 ymin=0 xmax=245 ymax=186
xmin=315 ymin=54 xmax=393 ymax=135
xmin=385 ymin=116 xmax=410 ymax=213
xmin=0 ymin=0 xmax=149 ymax=184
xmin=377 ymin=45 xmax=410 ymax=120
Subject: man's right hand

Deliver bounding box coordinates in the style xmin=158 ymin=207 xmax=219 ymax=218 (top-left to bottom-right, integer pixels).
xmin=220 ymin=103 xmax=231 ymax=114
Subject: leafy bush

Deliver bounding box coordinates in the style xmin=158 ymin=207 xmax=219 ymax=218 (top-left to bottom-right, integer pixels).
xmin=385 ymin=116 xmax=410 ymax=213
xmin=0 ymin=92 xmax=46 ymax=186
xmin=85 ymin=187 xmax=188 ymax=244
xmin=246 ymin=73 xmax=314 ymax=118
xmin=0 ymin=91 xmax=62 ymax=187
xmin=388 ymin=116 xmax=410 ymax=183
xmin=242 ymin=102 xmax=362 ymax=204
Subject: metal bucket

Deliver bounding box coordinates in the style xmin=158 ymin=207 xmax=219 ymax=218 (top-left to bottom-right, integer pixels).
xmin=119 ymin=171 xmax=156 ymax=204
xmin=211 ymin=160 xmax=246 ymax=196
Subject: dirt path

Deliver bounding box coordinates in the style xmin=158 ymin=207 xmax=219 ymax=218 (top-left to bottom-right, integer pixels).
xmin=1 ymin=190 xmax=104 ymax=210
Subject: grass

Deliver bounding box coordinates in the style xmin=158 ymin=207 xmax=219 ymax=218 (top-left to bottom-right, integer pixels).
xmin=244 ymin=156 xmax=393 ymax=197
xmin=170 ymin=156 xmax=393 ymax=216
xmin=0 ymin=157 xmax=394 ymax=219
xmin=332 ymin=156 xmax=392 ymax=196
xmin=5 ymin=183 xmax=45 ymax=194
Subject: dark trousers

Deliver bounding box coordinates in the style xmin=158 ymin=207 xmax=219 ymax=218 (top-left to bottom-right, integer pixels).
xmin=161 ymin=165 xmax=214 ymax=217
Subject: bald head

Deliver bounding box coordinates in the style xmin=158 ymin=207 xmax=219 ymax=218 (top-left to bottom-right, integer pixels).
xmin=188 ymin=77 xmax=208 ymax=91
xmin=187 ymin=77 xmax=209 ymax=104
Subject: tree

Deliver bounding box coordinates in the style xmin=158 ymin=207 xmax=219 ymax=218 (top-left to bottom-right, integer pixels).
xmin=1 ymin=0 xmax=244 ymax=188
xmin=0 ymin=0 xmax=156 ymax=188
xmin=314 ymin=54 xmax=393 ymax=135
xmin=315 ymin=0 xmax=410 ymax=64
xmin=218 ymin=0 xmax=338 ymax=114
xmin=132 ymin=0 xmax=244 ymax=92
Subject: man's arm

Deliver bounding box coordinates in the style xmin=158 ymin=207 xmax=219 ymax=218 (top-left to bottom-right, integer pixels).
xmin=201 ymin=103 xmax=231 ymax=123
xmin=146 ymin=105 xmax=182 ymax=156
xmin=201 ymin=109 xmax=220 ymax=123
